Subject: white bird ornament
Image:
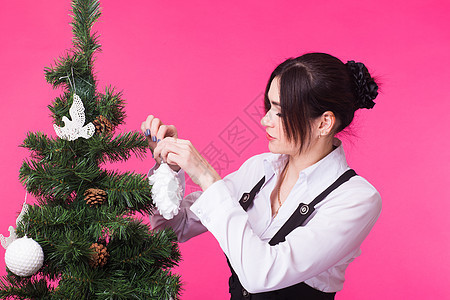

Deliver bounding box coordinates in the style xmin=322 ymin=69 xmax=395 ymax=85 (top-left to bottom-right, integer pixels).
xmin=53 ymin=93 xmax=95 ymax=141
xmin=0 ymin=199 xmax=29 ymax=250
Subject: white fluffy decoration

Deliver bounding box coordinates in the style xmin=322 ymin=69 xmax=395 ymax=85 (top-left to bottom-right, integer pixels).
xmin=5 ymin=236 xmax=44 ymax=277
xmin=53 ymin=93 xmax=95 ymax=141
xmin=148 ymin=163 xmax=183 ymax=220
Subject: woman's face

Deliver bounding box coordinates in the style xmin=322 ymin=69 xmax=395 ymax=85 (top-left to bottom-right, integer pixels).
xmin=260 ymin=78 xmax=299 ymax=155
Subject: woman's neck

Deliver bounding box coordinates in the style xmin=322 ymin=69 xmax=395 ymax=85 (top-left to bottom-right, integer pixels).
xmin=286 ymin=138 xmax=335 ymax=177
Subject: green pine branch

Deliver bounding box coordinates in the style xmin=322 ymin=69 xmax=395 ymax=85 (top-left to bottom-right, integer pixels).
xmin=70 ymin=0 xmax=101 ymax=59
xmin=0 ymin=272 xmax=52 ymax=300
xmin=20 ymin=158 xmax=101 ymax=205
xmin=94 ymin=269 xmax=181 ymax=300
xmin=110 ymin=228 xmax=181 ymax=270
xmin=96 ymin=86 xmax=127 ymax=128
xmin=45 ymin=0 xmax=101 ymax=116
xmin=44 ymin=54 xmax=92 ymax=90
xmin=89 ymin=132 xmax=148 ymax=164
xmin=21 ymin=131 xmax=78 ymax=166
xmin=96 ymin=229 xmax=181 ymax=299
xmin=16 ymin=202 xmax=136 ymax=242
xmin=21 ymin=131 xmax=148 ymax=169
xmin=45 ymin=0 xmax=100 ymax=90
xmin=101 ymin=170 xmax=154 ymax=214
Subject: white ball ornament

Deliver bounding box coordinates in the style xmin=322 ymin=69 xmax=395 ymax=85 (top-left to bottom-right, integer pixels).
xmin=5 ymin=236 xmax=44 ymax=277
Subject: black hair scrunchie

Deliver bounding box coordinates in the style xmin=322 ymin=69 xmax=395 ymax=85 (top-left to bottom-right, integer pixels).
xmin=346 ymin=60 xmax=378 ymax=110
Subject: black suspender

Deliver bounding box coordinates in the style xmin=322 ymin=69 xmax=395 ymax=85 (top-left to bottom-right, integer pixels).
xmin=239 ymin=176 xmax=265 ymax=211
xmin=239 ymin=169 xmax=357 ymax=245
xmin=228 ymin=169 xmax=356 ymax=299
xmin=269 ymin=169 xmax=357 ymax=245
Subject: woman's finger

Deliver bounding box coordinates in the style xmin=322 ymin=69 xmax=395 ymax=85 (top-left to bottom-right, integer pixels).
xmin=157 ymin=124 xmax=178 ymax=141
xmin=156 ymin=124 xmax=169 ymax=142
xmin=155 ymin=139 xmax=185 ymax=171
xmin=152 ymin=138 xmax=169 ymax=163
xmin=159 ymin=143 xmax=193 ymax=172
xmin=157 ymin=139 xmax=202 ymax=172
xmin=141 ymin=115 xmax=154 ymax=136
xmin=154 ymin=138 xmax=183 ymax=161
xmin=150 ymin=117 xmax=162 ymax=142
xmin=141 ymin=115 xmax=159 ymax=153
xmin=154 ymin=138 xmax=221 ymax=189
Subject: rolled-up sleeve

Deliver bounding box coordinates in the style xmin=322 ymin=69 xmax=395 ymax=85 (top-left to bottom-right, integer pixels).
xmin=149 ymin=164 xmax=208 ymax=242
xmin=150 ymin=155 xmax=261 ymax=243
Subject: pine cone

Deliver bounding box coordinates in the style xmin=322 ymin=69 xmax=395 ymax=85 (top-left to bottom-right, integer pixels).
xmin=92 ymin=115 xmax=113 ymax=134
xmin=84 ymin=188 xmax=107 ymax=207
xmin=89 ymin=243 xmax=109 ymax=268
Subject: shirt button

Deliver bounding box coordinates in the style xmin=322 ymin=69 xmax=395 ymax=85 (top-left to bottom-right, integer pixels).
xmin=205 ymin=217 xmax=211 ymax=223
xmin=196 ymin=209 xmax=202 ymax=215
xmin=242 ymin=288 xmax=249 ymax=297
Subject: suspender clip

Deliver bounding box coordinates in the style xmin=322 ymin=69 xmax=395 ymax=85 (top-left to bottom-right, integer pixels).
xmin=299 ymin=204 xmax=309 ymax=215
xmin=242 ymin=193 xmax=250 ymax=203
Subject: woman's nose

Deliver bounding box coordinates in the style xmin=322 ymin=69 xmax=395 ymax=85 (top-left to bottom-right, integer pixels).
xmin=260 ymin=111 xmax=273 ymax=127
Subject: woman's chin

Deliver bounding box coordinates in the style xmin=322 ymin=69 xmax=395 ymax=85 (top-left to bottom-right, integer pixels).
xmin=268 ymin=143 xmax=280 ymax=154
xmin=268 ymin=142 xmax=297 ymax=155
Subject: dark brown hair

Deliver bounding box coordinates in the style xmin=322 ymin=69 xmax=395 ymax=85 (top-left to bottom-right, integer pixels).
xmin=264 ymin=52 xmax=378 ymax=153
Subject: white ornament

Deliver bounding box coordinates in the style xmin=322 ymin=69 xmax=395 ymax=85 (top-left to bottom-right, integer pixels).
xmin=53 ymin=93 xmax=95 ymax=141
xmin=1 ymin=195 xmax=43 ymax=277
xmin=1 ymin=199 xmax=29 ymax=249
xmin=0 ymin=227 xmax=16 ymax=250
xmin=148 ymin=163 xmax=183 ymax=220
xmin=5 ymin=236 xmax=44 ymax=277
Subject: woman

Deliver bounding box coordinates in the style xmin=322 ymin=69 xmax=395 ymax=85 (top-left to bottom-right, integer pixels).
xmin=141 ymin=52 xmax=381 ymax=299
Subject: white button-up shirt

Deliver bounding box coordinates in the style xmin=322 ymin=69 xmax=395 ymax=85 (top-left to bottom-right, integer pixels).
xmin=150 ymin=139 xmax=381 ymax=293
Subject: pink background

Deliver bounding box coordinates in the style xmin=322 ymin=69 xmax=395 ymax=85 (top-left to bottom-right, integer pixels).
xmin=1 ymin=0 xmax=449 ymax=299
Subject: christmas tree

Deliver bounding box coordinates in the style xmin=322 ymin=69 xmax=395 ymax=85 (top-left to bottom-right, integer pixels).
xmin=0 ymin=0 xmax=182 ymax=299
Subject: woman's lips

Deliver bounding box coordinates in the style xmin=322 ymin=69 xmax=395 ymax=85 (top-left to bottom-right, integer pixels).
xmin=266 ymin=132 xmax=275 ymax=141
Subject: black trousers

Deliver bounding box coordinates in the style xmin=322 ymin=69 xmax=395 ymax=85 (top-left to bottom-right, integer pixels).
xmin=229 ymin=266 xmax=336 ymax=300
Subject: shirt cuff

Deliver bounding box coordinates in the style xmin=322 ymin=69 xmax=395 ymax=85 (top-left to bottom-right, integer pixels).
xmin=190 ymin=179 xmax=240 ymax=226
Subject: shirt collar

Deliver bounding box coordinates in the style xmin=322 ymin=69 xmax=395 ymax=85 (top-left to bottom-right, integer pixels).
xmin=262 ymin=138 xmax=349 ymax=199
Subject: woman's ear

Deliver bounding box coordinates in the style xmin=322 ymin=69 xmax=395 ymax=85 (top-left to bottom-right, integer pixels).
xmin=318 ymin=111 xmax=336 ymax=136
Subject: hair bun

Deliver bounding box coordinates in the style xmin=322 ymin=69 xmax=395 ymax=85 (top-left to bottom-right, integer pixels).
xmin=346 ymin=60 xmax=378 ymax=110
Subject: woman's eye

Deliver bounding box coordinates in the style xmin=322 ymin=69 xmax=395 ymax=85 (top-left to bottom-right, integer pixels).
xmin=276 ymin=113 xmax=283 ymax=117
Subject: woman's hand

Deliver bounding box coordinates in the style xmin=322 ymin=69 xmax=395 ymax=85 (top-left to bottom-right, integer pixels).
xmin=141 ymin=115 xmax=179 ymax=170
xmin=153 ymin=137 xmax=222 ymax=191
